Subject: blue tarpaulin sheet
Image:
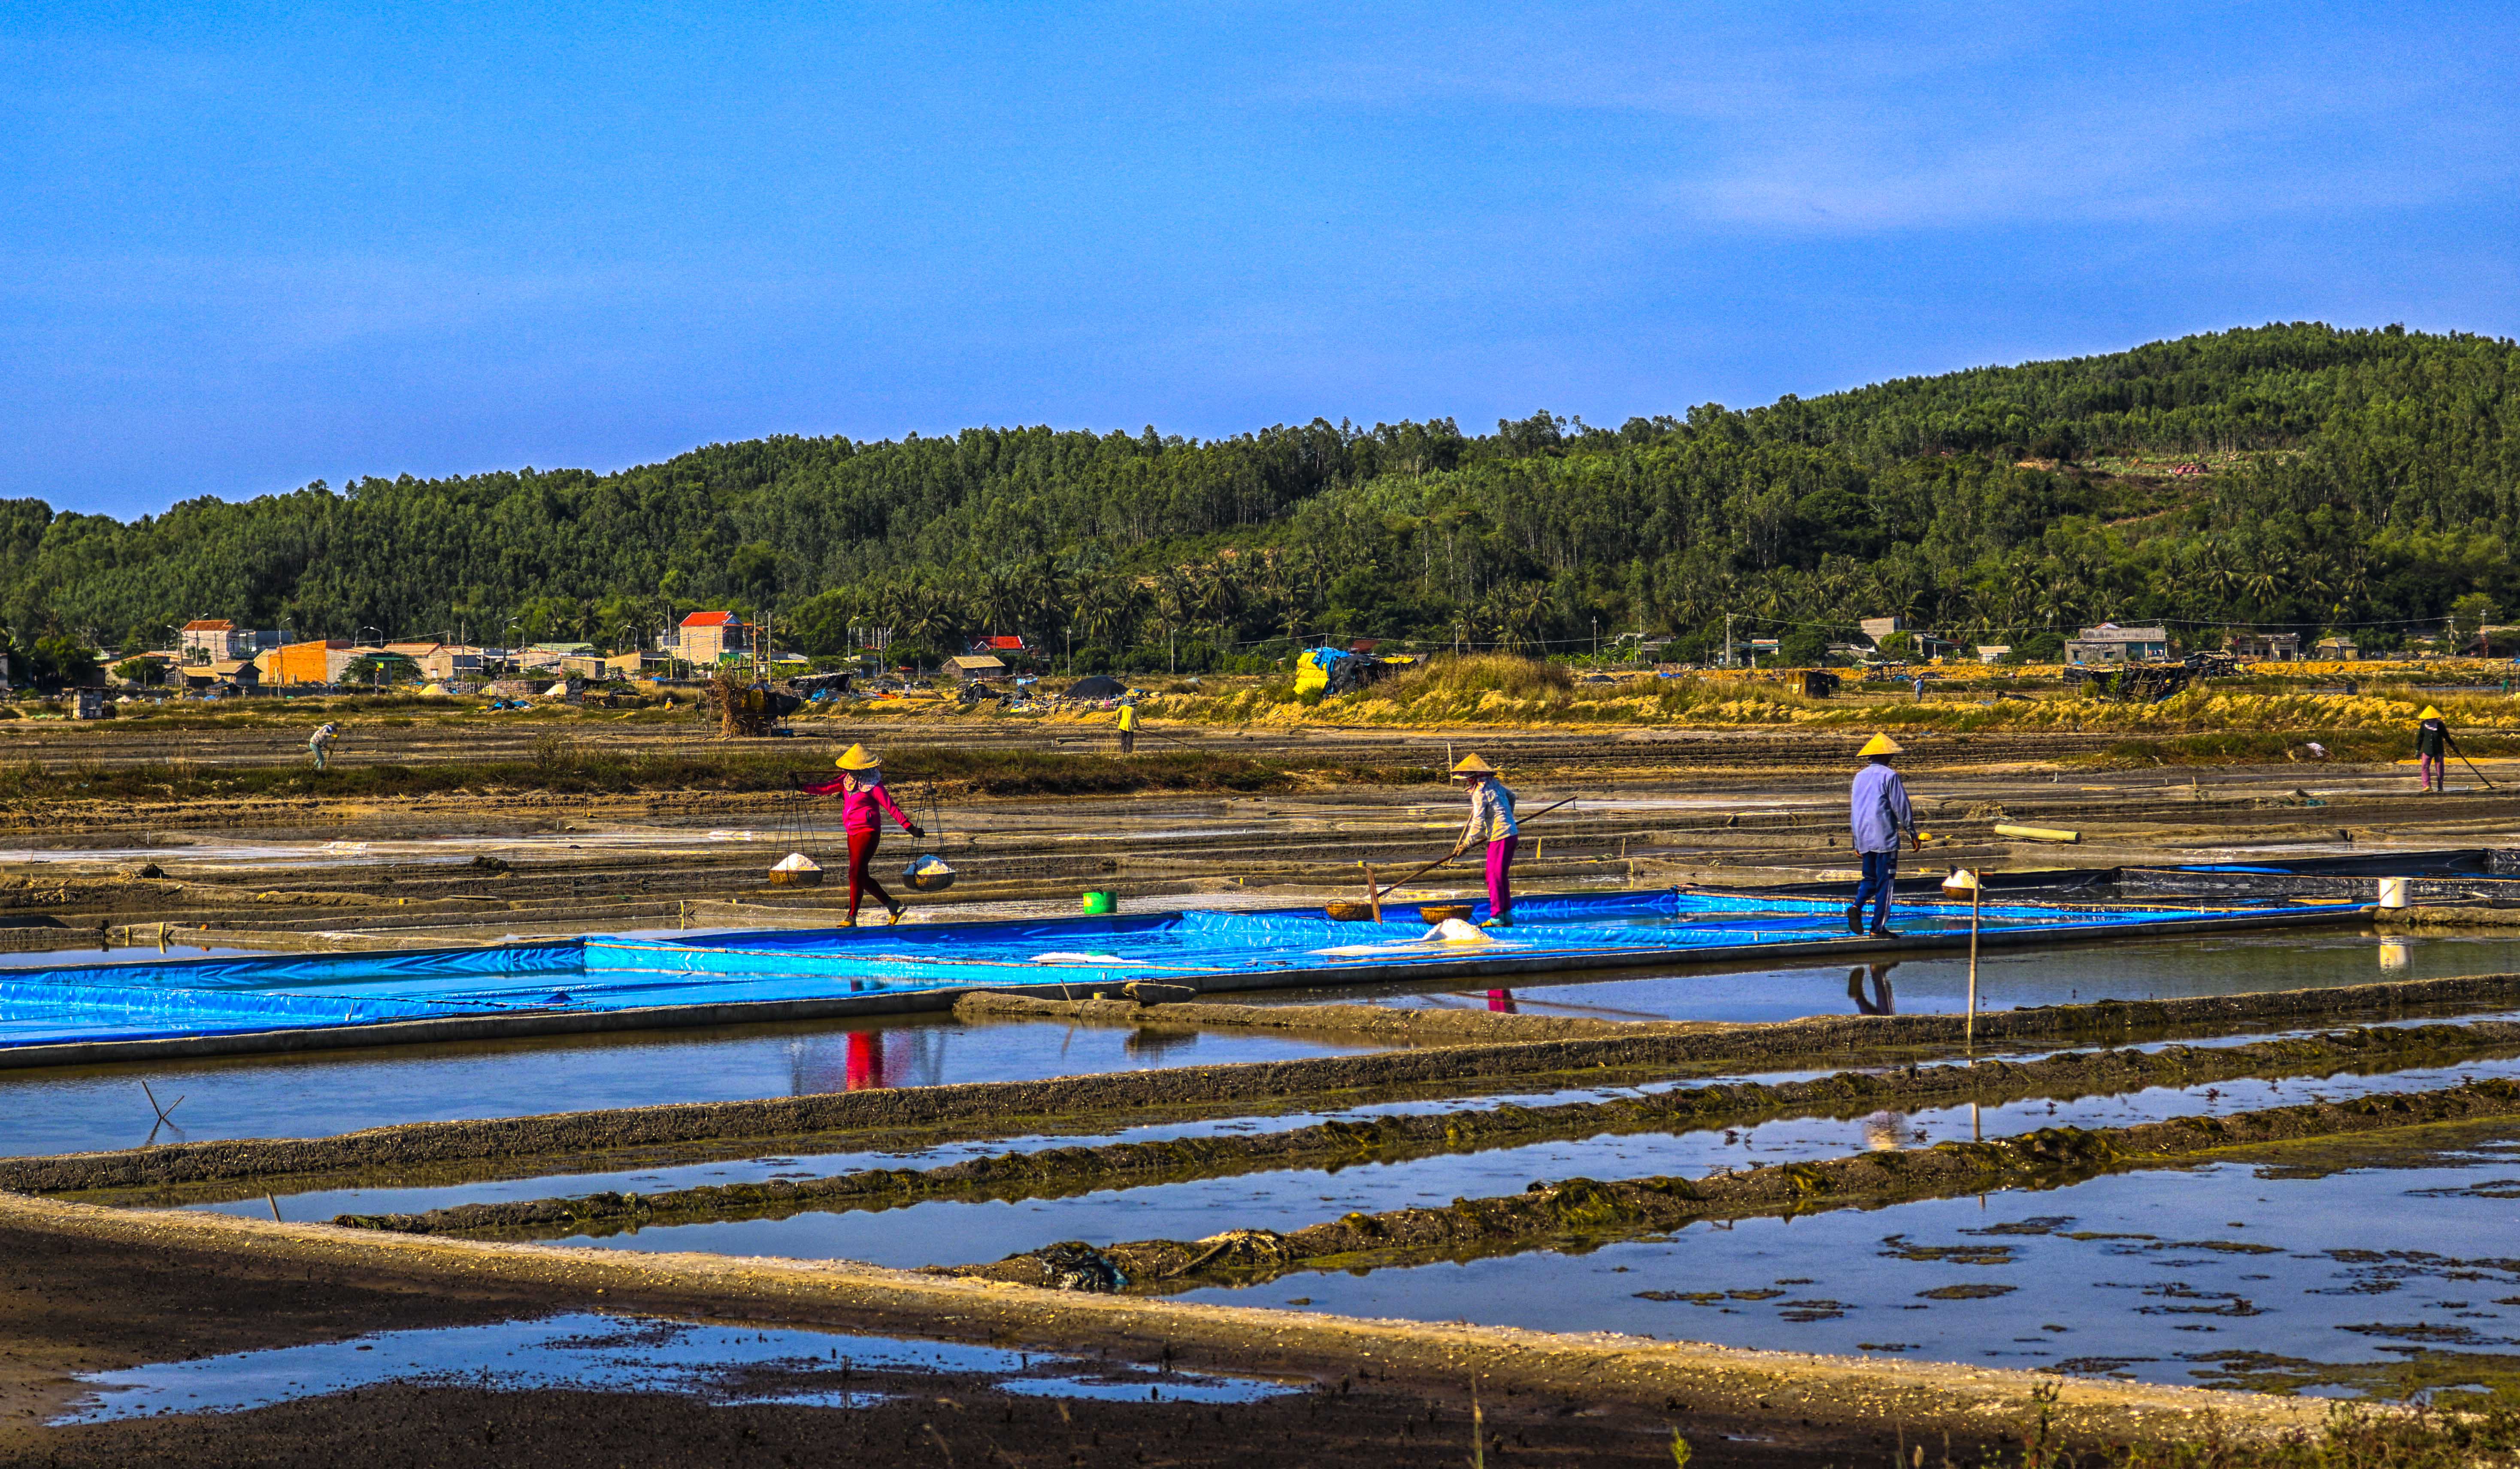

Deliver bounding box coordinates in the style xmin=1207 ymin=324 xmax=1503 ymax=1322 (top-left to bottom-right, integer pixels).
xmin=0 ymin=889 xmax=2334 ymax=1051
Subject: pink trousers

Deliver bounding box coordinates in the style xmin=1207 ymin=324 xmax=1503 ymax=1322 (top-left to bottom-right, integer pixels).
xmin=1485 ymin=834 xmax=1517 ymax=919
xmin=2421 ymin=755 xmax=2444 ymax=790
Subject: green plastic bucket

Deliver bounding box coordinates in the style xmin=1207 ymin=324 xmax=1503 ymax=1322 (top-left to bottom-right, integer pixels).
xmin=1080 ymin=890 xmax=1117 ymax=916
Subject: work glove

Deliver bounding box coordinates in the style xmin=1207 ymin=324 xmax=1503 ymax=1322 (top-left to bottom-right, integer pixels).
xmin=910 ymin=824 xmax=927 ymax=840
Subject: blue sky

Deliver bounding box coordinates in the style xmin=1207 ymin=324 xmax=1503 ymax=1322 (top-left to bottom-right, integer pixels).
xmin=3 ymin=1 xmax=2514 ymax=517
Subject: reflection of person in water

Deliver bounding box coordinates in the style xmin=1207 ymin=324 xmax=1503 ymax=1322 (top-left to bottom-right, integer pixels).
xmin=1125 ymin=1026 xmax=1199 ymax=1061
xmin=1846 ymin=962 xmax=1898 ymax=1016
xmin=1861 ymin=1109 xmax=1908 ymax=1151
xmin=845 ymin=1031 xmax=884 ymax=1090
xmin=1485 ymin=988 xmax=1519 ymax=1014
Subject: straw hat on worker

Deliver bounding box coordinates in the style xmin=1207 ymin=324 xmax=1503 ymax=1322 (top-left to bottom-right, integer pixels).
xmin=1857 ymin=731 xmax=1903 ymax=760
xmin=1450 ymin=753 xmax=1498 ymax=778
xmin=835 ymin=744 xmax=881 ymax=770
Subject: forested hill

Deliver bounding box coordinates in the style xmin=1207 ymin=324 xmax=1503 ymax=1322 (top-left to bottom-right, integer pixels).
xmin=9 ymin=321 xmax=2517 ymax=668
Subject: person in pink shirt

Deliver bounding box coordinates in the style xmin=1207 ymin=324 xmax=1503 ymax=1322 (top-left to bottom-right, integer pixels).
xmin=799 ymin=744 xmax=924 ymax=925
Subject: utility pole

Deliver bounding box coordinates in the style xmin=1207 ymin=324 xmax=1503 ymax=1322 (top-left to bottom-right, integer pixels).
xmin=1725 ymin=612 xmax=1734 ymax=668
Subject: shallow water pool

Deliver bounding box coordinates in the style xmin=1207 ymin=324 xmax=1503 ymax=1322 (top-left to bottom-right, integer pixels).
xmin=0 ymin=1016 xmax=1382 ymax=1158
xmin=1260 ymin=930 xmax=2520 ymax=1025
xmin=55 ymin=1312 xmax=1290 ymax=1424
xmin=511 ymin=1061 xmax=2520 ymax=1272
xmin=1170 ymin=1120 xmax=2520 ymax=1396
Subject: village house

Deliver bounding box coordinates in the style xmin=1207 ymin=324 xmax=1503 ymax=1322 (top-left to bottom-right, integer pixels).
xmin=384 ymin=641 xmax=488 ymax=682
xmin=2228 ymin=632 xmax=2302 ymax=662
xmin=672 ymin=612 xmax=746 ymax=664
xmin=178 ymin=619 xmax=252 ymax=663
xmin=260 ymin=640 xmax=359 ymax=688
xmin=2065 ymin=623 xmax=2171 ymax=664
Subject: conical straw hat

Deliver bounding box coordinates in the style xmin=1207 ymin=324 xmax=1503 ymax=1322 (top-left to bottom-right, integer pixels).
xmin=1858 ymin=732 xmax=1904 ymax=757
xmin=2419 ymin=706 xmax=2443 ymax=720
xmin=834 ymin=744 xmax=882 ymax=770
xmin=1450 ymin=753 xmax=1496 ymax=777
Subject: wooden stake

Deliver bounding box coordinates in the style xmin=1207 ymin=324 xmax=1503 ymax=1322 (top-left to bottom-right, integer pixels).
xmin=1966 ymin=883 xmax=1982 ymax=1053
xmin=1364 ymin=864 xmax=1381 ymax=923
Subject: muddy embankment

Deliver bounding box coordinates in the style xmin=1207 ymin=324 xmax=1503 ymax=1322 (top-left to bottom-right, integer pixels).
xmin=953 ymin=969 xmax=2520 ymax=1044
xmin=333 ymin=1019 xmax=2520 ymax=1238
xmin=936 ymin=1079 xmax=2520 ymax=1295
xmin=18 ymin=969 xmax=2520 ymax=1200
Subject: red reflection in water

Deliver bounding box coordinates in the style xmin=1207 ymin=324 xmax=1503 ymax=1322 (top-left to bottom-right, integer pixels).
xmin=845 ymin=1031 xmax=886 ymax=1090
xmin=1486 ymin=989 xmax=1518 ymax=1014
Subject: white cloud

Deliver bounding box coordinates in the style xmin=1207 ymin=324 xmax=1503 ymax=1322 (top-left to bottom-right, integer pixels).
xmin=1279 ymin=2 xmax=2520 ymax=233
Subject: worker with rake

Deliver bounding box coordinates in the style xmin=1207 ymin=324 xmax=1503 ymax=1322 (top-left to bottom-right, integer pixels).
xmin=1447 ymin=753 xmax=1519 ymax=928
xmin=1848 ymin=732 xmax=1921 ymax=937
xmin=2417 ymin=706 xmax=2461 ymax=793
xmin=801 ymin=744 xmax=925 ymax=925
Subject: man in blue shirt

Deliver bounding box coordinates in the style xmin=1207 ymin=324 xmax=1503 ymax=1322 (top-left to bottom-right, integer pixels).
xmin=1848 ymin=732 xmax=1921 ymax=936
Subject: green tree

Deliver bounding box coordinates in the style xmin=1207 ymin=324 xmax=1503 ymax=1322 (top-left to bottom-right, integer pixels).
xmin=1777 ymin=628 xmax=1829 ymax=666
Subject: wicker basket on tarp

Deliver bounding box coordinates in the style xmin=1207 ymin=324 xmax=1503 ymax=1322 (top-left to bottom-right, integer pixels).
xmin=1417 ymin=904 xmax=1474 ymax=924
xmin=1324 ymin=900 xmax=1377 ymax=922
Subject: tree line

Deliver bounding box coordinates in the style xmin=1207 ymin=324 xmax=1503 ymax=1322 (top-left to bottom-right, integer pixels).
xmin=5 ymin=321 xmax=2514 ymax=673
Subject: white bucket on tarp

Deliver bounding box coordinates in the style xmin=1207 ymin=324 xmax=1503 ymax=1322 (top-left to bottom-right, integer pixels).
xmin=2378 ymin=877 xmax=2410 ymax=909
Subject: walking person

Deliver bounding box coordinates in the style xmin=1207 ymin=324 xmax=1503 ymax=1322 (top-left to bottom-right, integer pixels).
xmin=1116 ymin=699 xmax=1139 ymax=755
xmin=1847 ymin=732 xmax=1921 ymax=936
xmin=2417 ymin=706 xmax=2461 ymax=793
xmin=307 ymin=721 xmax=339 ymax=771
xmin=1447 ymin=753 xmax=1520 ymax=928
xmin=800 ymin=744 xmax=925 ymax=926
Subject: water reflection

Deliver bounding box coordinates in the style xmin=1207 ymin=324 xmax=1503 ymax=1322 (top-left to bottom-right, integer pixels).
xmin=1486 ymin=989 xmax=1518 ymax=1014
xmin=785 ymin=1029 xmax=954 ymax=1094
xmin=1846 ymin=962 xmax=1898 ymax=1016
xmin=1124 ymin=1028 xmax=1200 ymax=1062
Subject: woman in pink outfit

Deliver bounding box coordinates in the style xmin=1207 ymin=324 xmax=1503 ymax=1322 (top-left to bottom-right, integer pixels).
xmin=800 ymin=744 xmax=924 ymax=925
xmin=1447 ymin=753 xmax=1519 ymax=928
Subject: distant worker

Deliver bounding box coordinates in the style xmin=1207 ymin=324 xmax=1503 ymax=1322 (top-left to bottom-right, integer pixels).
xmin=1448 ymin=753 xmax=1520 ymax=928
xmin=307 ymin=721 xmax=339 ymax=771
xmin=1116 ymin=699 xmax=1139 ymax=755
xmin=800 ymin=744 xmax=925 ymax=926
xmin=2417 ymin=706 xmax=2462 ymax=793
xmin=1848 ymin=732 xmax=1921 ymax=937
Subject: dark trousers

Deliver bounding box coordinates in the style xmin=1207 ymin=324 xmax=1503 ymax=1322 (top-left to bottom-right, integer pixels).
xmin=846 ymin=828 xmax=898 ymax=920
xmin=1853 ymin=849 xmax=1898 ymax=932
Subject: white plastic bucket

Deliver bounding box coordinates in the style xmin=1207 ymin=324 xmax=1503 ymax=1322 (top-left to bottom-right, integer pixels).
xmin=2377 ymin=877 xmax=2410 ymax=910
